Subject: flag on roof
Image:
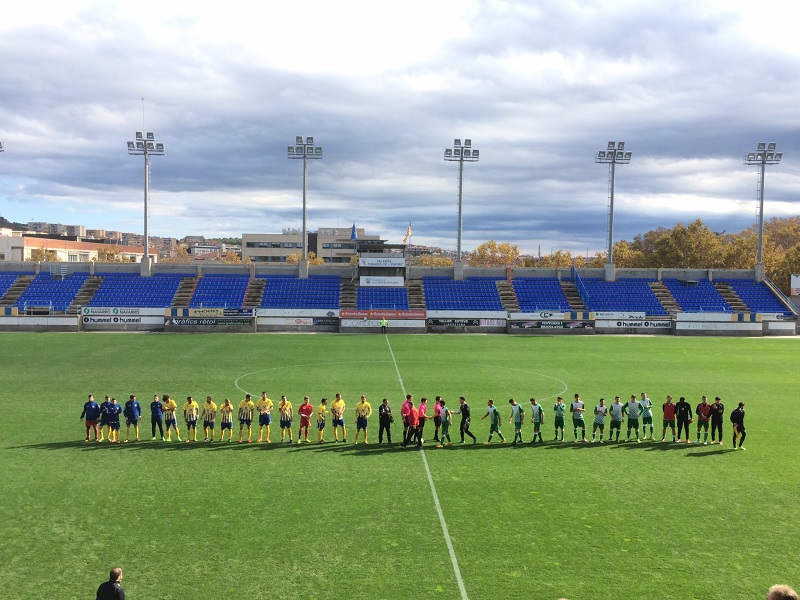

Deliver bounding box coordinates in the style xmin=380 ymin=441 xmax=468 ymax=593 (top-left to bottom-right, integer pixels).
xmin=350 ymin=223 xmax=357 ymax=241
xmin=402 ymin=223 xmax=412 ymax=244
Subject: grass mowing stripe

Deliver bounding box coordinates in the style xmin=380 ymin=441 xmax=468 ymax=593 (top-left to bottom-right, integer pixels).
xmin=385 ymin=335 xmax=470 ymax=600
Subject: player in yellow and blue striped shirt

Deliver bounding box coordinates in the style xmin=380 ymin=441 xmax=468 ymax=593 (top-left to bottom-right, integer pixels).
xmin=238 ymin=394 xmax=256 ymax=443
xmin=162 ymin=394 xmax=181 ymax=442
xmin=219 ymin=399 xmax=234 ymax=442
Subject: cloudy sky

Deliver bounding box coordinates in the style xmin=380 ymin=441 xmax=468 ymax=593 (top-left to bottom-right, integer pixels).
xmin=1 ymin=0 xmax=799 ymax=255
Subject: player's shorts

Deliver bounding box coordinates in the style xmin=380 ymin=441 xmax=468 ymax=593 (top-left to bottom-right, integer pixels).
xmin=99 ymin=416 xmax=108 ymax=426
xmin=441 ymin=421 xmax=450 ymax=434
xmin=317 ymin=421 xmax=326 ymax=430
xmin=204 ymin=419 xmax=215 ymax=429
xmin=514 ymin=419 xmax=523 ymax=430
xmin=697 ymin=420 xmax=709 ymax=430
xmin=593 ymin=422 xmax=605 ymax=431
xmin=434 ymin=416 xmax=442 ymax=427
xmin=333 ymin=418 xmax=345 ymax=427
xmin=663 ymin=419 xmax=675 ymax=428
xmin=733 ymin=424 xmax=746 ymax=434
xmin=610 ymin=420 xmax=621 ymax=430
xmin=357 ymin=416 xmax=368 ymax=430
xmin=554 ymin=416 xmax=564 ymax=429
xmin=221 ymin=421 xmax=232 ymax=430
xmin=186 ymin=419 xmax=197 ymax=429
xmin=642 ymin=416 xmax=653 ymax=425
xmin=533 ymin=420 xmax=541 ymax=432
xmin=572 ymin=418 xmax=585 ymax=428
xmin=259 ymin=414 xmax=271 ymax=427
xmin=239 ymin=418 xmax=252 ymax=426
xmin=280 ymin=419 xmax=292 ymax=429
xmin=627 ymin=418 xmax=640 ymax=429
xmin=165 ymin=417 xmax=177 ymax=428
xmin=109 ymin=422 xmax=120 ymax=430
xmin=489 ymin=423 xmax=500 ymax=433
xmin=125 ymin=418 xmax=139 ymax=426
xmin=300 ymin=416 xmax=311 ymax=428
xmin=86 ymin=419 xmax=98 ymax=427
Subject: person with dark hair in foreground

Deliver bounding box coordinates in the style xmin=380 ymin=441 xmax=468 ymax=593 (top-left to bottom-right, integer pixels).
xmin=731 ymin=402 xmax=746 ymax=450
xmin=96 ymin=567 xmax=124 ymax=600
xmin=767 ymin=584 xmax=798 ymax=600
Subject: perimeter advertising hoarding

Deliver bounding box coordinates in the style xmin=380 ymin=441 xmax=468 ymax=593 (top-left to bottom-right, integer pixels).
xmin=340 ymin=309 xmax=426 ymax=319
xmin=359 ymin=256 xmax=405 ymax=268
xmin=168 ymin=317 xmax=253 ymax=326
xmin=188 ymin=308 xmax=255 ymax=317
xmin=595 ymin=319 xmax=672 ymax=330
xmin=341 ymin=319 xmax=426 ymax=328
xmin=257 ymin=317 xmax=339 ymax=326
xmin=82 ymin=315 xmax=163 ymax=326
xmin=81 ymin=307 xmax=164 ymax=316
xmin=510 ymin=321 xmax=593 ymax=329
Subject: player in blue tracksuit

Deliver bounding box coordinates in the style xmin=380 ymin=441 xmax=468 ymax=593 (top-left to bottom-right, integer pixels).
xmin=150 ymin=394 xmax=164 ymax=440
xmin=98 ymin=395 xmax=112 ymax=442
xmin=80 ymin=394 xmax=102 ymax=442
xmin=106 ymin=398 xmax=123 ymax=443
xmin=123 ymin=394 xmax=142 ymax=442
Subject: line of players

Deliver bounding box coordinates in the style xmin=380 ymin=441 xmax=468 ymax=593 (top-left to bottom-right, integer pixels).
xmin=78 ymin=391 xmax=748 ymax=449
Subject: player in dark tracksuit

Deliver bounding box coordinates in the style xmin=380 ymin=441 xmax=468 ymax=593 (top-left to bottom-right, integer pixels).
xmin=675 ymin=396 xmax=693 ymax=442
xmin=730 ymin=402 xmax=746 ymax=449
xmin=452 ymin=396 xmax=477 ymax=444
xmin=710 ymin=396 xmax=725 ymax=444
xmin=378 ymin=398 xmax=393 ymax=444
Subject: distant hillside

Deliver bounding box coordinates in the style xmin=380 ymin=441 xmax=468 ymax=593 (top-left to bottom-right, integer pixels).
xmin=0 ymin=216 xmax=26 ymax=230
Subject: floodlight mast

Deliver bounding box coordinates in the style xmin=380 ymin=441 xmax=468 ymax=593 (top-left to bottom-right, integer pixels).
xmin=444 ymin=138 xmax=479 ymax=262
xmin=288 ymin=136 xmax=323 ymax=261
xmin=127 ymin=131 xmax=165 ymax=268
xmin=595 ymin=141 xmax=632 ymax=267
xmin=744 ymin=142 xmax=782 ymax=273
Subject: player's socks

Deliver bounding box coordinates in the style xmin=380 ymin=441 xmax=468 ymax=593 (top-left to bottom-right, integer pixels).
xmin=498 ymin=432 xmax=505 ymax=441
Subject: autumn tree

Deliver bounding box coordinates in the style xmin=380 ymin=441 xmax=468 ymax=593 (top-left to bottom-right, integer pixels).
xmin=160 ymin=246 xmax=192 ymax=263
xmin=467 ymin=240 xmax=520 ymax=267
xmin=94 ymin=245 xmax=124 ymax=262
xmin=27 ymin=247 xmax=60 ymax=262
xmin=286 ymin=251 xmax=324 ymax=266
xmin=418 ymin=254 xmax=454 ymax=267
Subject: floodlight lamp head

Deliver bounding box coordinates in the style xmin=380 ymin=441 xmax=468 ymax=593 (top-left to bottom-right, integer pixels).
xmin=136 ymin=132 xmax=143 ymax=140
xmin=607 ymin=141 xmax=615 ymax=150
xmin=624 ymin=152 xmax=632 ymax=160
xmin=306 ymin=136 xmax=313 ymax=145
xmin=127 ymin=141 xmax=135 ymax=151
xmin=0 ymin=140 xmax=4 ymax=151
xmin=154 ymin=143 xmax=165 ymax=154
xmin=746 ymin=153 xmax=756 ymax=162
xmin=287 ymin=146 xmax=295 ymax=154
xmin=597 ymin=151 xmax=606 ymax=159
xmin=296 ymin=136 xmax=303 ymax=145
xmin=617 ymin=141 xmax=625 ymax=150
xmin=464 ymin=139 xmax=471 ymax=147
xmin=768 ymin=142 xmax=776 ymax=151
xmin=146 ymin=132 xmax=155 ymax=141
xmin=444 ymin=149 xmax=453 ymax=158
xmin=472 ymin=149 xmax=479 ymax=159
xmin=757 ymin=142 xmax=766 ymax=151
xmin=774 ymin=152 xmax=783 ymax=162
xmin=454 ymin=138 xmax=461 ymax=148
xmin=136 ymin=141 xmax=145 ymax=151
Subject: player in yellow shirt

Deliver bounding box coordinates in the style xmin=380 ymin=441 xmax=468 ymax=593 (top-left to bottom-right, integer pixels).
xmin=331 ymin=393 xmax=347 ymax=443
xmin=316 ymin=398 xmax=329 ymax=444
xmin=219 ymin=399 xmax=235 ymax=442
xmin=183 ymin=396 xmax=201 ymax=442
xmin=201 ymin=396 xmax=217 ymax=442
xmin=238 ymin=394 xmax=256 ymax=443
xmin=278 ymin=395 xmax=294 ymax=444
xmin=162 ymin=394 xmax=181 ymax=442
xmin=354 ymin=394 xmax=373 ymax=444
xmin=256 ymin=391 xmax=274 ymax=443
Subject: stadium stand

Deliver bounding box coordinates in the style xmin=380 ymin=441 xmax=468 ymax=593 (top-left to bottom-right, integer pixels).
xmin=0 ymin=272 xmax=33 ymax=299
xmin=580 ymin=277 xmax=669 ymax=316
xmin=512 ymin=277 xmax=572 ymax=312
xmin=259 ymin=274 xmax=340 ymax=309
xmin=423 ymin=277 xmax=504 ymax=311
xmin=717 ymin=278 xmax=793 ymax=315
xmin=189 ymin=273 xmax=250 ymax=308
xmin=662 ymin=278 xmax=731 ymax=312
xmin=357 ymin=286 xmax=409 ymax=310
xmin=90 ymin=273 xmax=190 ymax=308
xmin=15 ymin=272 xmax=89 ymax=313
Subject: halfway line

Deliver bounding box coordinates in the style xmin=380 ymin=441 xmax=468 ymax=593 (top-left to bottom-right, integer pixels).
xmin=384 ymin=335 xmax=469 ymax=600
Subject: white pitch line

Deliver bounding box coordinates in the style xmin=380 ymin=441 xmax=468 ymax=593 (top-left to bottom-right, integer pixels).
xmin=385 ymin=335 xmax=469 ymax=600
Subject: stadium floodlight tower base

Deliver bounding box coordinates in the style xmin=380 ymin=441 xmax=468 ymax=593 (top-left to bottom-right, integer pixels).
xmin=298 ymin=259 xmax=309 ymax=279
xmin=604 ymin=262 xmax=616 ymax=282
xmin=453 ymin=260 xmax=465 ymax=281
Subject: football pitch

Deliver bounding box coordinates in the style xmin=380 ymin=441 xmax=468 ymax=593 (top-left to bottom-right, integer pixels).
xmin=1 ymin=332 xmax=798 ymax=600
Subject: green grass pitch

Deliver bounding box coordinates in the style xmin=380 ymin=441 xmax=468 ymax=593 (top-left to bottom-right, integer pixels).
xmin=1 ymin=332 xmax=798 ymax=600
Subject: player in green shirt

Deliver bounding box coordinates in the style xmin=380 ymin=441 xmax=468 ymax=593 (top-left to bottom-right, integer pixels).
xmin=436 ymin=398 xmax=452 ymax=447
xmin=528 ymin=398 xmax=544 ymax=444
xmin=508 ymin=398 xmax=524 ymax=444
xmin=481 ymin=399 xmax=505 ymax=444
